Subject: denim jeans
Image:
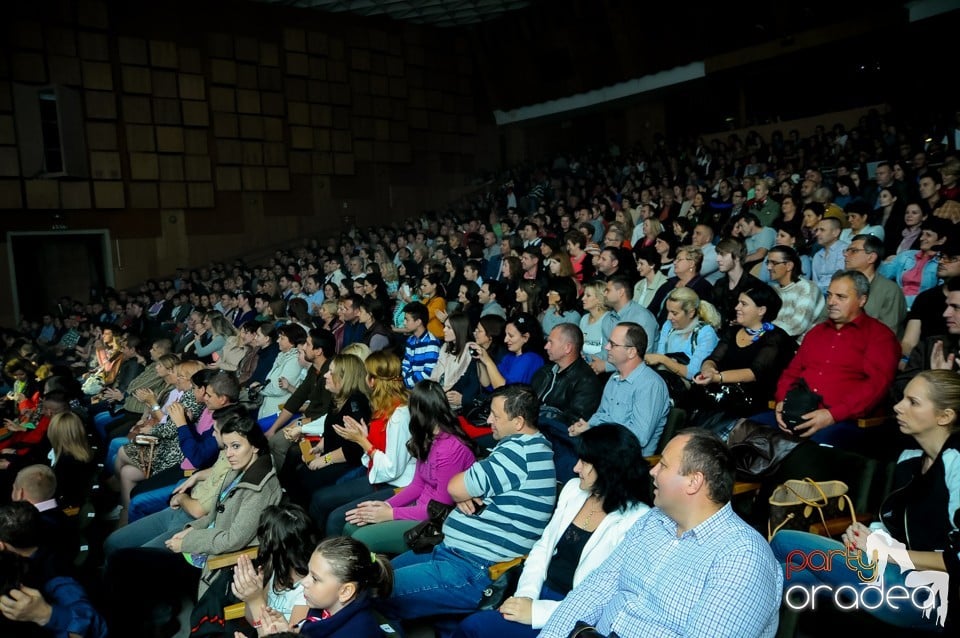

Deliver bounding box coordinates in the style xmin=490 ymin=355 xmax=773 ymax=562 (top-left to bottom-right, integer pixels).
xmin=537 ymin=416 xmax=579 ymax=483
xmin=104 ymin=507 xmax=193 ymax=560
xmin=127 ymin=477 xmax=187 ymax=523
xmin=453 ymin=584 xmax=565 ymax=638
xmin=771 ymin=530 xmax=943 ymax=630
xmin=751 ymin=410 xmax=865 ymax=448
xmin=378 ymin=544 xmax=493 ymax=622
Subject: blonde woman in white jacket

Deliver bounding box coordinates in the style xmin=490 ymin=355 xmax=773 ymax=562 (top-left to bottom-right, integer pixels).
xmin=454 ymin=423 xmax=652 ymax=638
xmin=256 ymin=323 xmax=308 ymax=424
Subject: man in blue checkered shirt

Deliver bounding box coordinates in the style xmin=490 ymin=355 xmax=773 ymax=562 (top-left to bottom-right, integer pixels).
xmin=538 ymin=429 xmax=783 ymax=638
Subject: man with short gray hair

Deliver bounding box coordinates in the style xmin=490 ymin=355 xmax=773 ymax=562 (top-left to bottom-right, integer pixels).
xmin=770 ymin=270 xmax=900 ymax=448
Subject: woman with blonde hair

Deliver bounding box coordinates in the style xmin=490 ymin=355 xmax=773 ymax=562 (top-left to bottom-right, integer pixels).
xmin=637 ymin=217 xmax=663 ymax=250
xmin=48 ymin=411 xmax=96 ymax=506
xmin=286 ymin=354 xmax=372 ymax=504
xmin=579 ymin=281 xmax=609 ymax=359
xmin=191 ymin=311 xmax=237 ymax=363
xmin=771 ymin=370 xmax=960 ymax=631
xmin=613 ymin=211 xmax=635 ymax=248
xmin=645 ymin=287 xmax=721 ymax=383
xmin=381 ymin=261 xmax=400 ymax=297
xmin=312 ymin=351 xmax=415 ymax=535
xmin=341 ymin=342 xmax=371 ymax=361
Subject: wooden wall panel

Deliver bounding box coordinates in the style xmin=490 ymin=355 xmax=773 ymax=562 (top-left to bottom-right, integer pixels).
xmin=0 ymin=0 xmax=487 ymax=325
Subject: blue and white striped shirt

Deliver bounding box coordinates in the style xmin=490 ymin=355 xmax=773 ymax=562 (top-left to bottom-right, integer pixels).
xmin=443 ymin=433 xmax=556 ymax=563
xmin=401 ymin=330 xmax=441 ymax=389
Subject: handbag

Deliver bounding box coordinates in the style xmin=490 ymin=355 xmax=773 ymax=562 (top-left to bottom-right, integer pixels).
xmin=567 ymin=621 xmax=620 ymax=638
xmin=463 ymin=394 xmax=492 ymax=428
xmin=654 ymin=353 xmax=692 ymax=406
xmin=691 ymin=381 xmax=756 ymax=416
xmin=403 ymin=499 xmax=455 ymax=553
xmin=768 ymin=477 xmax=856 ymax=541
xmin=189 ymin=567 xmax=243 ymax=637
xmin=781 ymin=378 xmax=822 ymax=431
xmin=726 ymin=418 xmax=801 ymax=479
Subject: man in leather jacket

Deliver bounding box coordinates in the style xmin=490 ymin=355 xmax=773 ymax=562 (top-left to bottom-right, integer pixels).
xmin=531 ymin=323 xmax=603 ymax=481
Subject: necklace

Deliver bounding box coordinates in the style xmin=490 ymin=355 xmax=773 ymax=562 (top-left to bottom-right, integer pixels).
xmin=581 ymin=498 xmax=604 ymax=530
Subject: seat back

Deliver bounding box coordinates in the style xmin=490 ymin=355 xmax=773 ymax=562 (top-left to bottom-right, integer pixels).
xmin=655 ymin=407 xmax=687 ymax=455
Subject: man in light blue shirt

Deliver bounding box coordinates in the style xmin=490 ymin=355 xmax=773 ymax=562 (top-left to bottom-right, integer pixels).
xmin=590 ymin=275 xmax=658 ymax=374
xmin=539 ymin=429 xmax=783 ymax=638
xmin=571 ymin=322 xmax=669 ymax=455
xmin=302 ymin=274 xmax=325 ymax=316
xmin=811 ymin=217 xmax=849 ymax=294
xmin=737 ymin=212 xmax=777 ymax=267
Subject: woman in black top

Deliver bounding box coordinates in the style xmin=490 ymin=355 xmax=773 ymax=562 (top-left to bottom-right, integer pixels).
xmin=692 ymin=283 xmax=796 ymax=436
xmin=286 ymin=354 xmax=371 ymax=504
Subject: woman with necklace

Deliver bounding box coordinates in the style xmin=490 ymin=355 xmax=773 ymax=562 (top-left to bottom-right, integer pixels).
xmin=692 ymin=284 xmax=796 ymax=438
xmin=453 ymin=424 xmax=651 ymax=638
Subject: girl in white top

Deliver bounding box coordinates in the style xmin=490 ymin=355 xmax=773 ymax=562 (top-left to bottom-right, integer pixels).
xmin=228 ymin=504 xmax=313 ymax=629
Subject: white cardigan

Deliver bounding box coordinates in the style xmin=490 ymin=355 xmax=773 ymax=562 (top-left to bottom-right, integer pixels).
xmin=515 ymin=478 xmax=650 ymax=629
xmin=257 ymin=348 xmax=303 ymax=420
xmin=361 ymin=405 xmax=416 ymax=488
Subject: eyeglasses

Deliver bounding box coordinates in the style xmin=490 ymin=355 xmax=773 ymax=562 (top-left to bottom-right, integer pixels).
xmin=767 ymin=260 xmax=790 ymax=266
xmin=842 ymin=247 xmax=865 ymax=254
xmin=607 ymin=340 xmax=635 ymax=349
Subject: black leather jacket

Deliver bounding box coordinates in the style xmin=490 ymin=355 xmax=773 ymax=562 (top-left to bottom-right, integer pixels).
xmin=530 ymin=357 xmax=603 ymax=425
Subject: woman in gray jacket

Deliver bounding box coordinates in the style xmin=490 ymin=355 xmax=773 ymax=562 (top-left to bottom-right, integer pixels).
xmin=165 ymin=414 xmax=282 ymax=596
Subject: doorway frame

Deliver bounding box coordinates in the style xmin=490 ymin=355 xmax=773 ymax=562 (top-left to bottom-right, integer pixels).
xmin=6 ymin=229 xmax=115 ymax=322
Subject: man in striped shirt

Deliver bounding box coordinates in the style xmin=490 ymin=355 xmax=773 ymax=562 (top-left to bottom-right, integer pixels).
xmin=378 ymin=384 xmax=556 ymax=624
xmin=400 ymin=302 xmax=441 ymax=389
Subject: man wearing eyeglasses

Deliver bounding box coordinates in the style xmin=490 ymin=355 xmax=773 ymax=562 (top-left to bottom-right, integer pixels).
xmin=766 ymin=245 xmax=824 ymax=341
xmin=843 ymin=234 xmax=907 ymax=335
xmin=569 ymin=322 xmax=669 ymax=455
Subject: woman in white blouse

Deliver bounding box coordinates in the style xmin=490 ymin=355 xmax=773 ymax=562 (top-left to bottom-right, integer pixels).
xmin=454 ymin=424 xmax=652 ymax=638
xmin=256 ymin=323 xmax=308 ymax=425
xmin=312 ymin=350 xmax=415 ymax=537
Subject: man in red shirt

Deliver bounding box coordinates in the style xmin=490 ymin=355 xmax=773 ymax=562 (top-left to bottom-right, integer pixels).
xmin=772 ymin=270 xmax=900 ymax=448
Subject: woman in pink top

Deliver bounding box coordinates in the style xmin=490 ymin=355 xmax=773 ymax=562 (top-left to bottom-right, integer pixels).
xmin=343 ymin=380 xmax=476 ymax=554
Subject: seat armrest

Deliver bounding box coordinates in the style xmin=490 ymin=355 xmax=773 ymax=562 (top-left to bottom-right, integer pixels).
xmin=207 ymin=547 xmax=259 ymax=570
xmin=489 ymin=556 xmax=524 ymax=581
